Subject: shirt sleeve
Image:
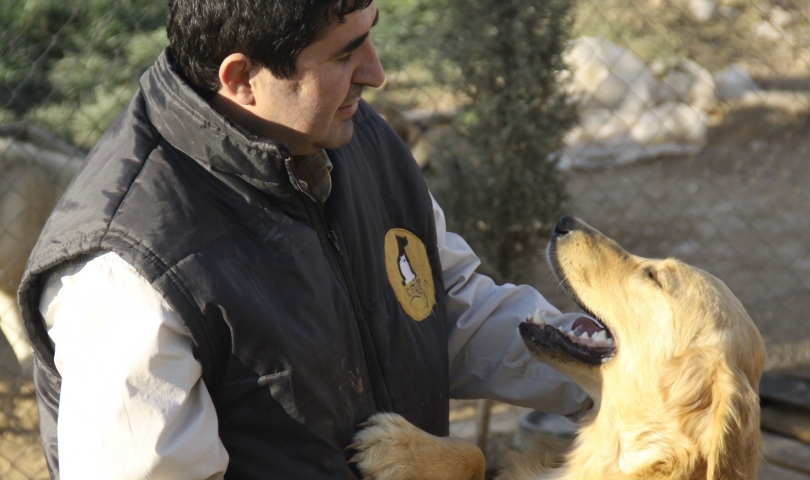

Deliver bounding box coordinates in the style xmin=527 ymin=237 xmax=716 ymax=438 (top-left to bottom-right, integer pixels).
xmin=39 ymin=251 xmax=229 ymax=480
xmin=433 ymin=195 xmax=591 ymax=416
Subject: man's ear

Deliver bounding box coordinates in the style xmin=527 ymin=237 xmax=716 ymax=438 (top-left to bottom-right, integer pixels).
xmin=659 ymin=346 xmax=761 ymax=480
xmin=218 ymin=53 xmax=256 ymax=106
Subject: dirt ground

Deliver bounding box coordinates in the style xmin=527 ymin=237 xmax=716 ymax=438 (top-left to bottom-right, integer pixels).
xmin=0 ymin=379 xmax=47 ymax=479
xmin=3 ymin=97 xmax=807 ymax=479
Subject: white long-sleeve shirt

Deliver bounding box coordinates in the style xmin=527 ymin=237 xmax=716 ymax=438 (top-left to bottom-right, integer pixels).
xmin=39 ymin=196 xmax=589 ymax=480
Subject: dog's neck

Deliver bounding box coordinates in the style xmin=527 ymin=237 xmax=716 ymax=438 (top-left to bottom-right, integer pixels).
xmin=537 ymin=397 xmax=704 ymax=480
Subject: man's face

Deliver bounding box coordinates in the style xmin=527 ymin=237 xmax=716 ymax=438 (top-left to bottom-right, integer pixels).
xmin=247 ymin=2 xmax=384 ymax=155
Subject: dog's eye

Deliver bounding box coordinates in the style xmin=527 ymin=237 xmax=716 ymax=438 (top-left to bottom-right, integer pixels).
xmin=646 ymin=268 xmax=663 ymax=288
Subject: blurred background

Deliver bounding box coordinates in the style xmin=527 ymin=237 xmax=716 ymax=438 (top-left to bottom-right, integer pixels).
xmin=1 ymin=0 xmax=809 ymax=478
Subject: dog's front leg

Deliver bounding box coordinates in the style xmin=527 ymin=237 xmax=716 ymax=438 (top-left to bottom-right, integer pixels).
xmin=349 ymin=413 xmax=485 ymax=480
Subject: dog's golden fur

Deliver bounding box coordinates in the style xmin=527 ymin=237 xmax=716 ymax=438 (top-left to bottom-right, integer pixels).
xmin=349 ymin=413 xmax=486 ymax=480
xmin=350 ymin=217 xmax=765 ymax=480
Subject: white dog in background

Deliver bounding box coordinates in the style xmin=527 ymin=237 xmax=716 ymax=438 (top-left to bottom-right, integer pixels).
xmin=0 ymin=124 xmax=83 ymax=378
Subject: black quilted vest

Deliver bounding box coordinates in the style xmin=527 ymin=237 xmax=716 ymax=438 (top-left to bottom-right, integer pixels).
xmin=18 ymin=51 xmax=449 ymax=480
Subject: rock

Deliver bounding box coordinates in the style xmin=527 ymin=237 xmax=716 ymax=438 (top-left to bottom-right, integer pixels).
xmin=718 ymin=6 xmax=739 ymax=19
xmin=754 ymin=21 xmax=783 ymax=41
xmin=631 ymin=102 xmax=708 ymax=148
xmin=655 ymin=58 xmax=716 ymax=112
xmin=565 ymin=37 xmax=656 ymax=113
xmin=688 ymin=0 xmax=716 ymax=22
xmin=713 ymin=64 xmax=758 ymax=101
xmin=559 ymin=102 xmax=707 ymax=169
xmin=737 ymin=90 xmax=810 ymax=116
xmin=769 ymin=7 xmax=794 ymax=30
xmin=560 ymin=38 xmax=712 ymax=169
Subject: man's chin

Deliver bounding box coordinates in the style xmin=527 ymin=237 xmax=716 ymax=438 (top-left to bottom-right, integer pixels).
xmin=314 ymin=121 xmax=355 ymax=151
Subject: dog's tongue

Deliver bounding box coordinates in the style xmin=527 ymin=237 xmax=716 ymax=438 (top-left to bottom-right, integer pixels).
xmin=572 ymin=316 xmax=610 ymax=338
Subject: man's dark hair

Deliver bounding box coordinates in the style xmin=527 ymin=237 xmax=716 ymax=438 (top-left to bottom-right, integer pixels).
xmin=167 ymin=0 xmax=374 ymax=95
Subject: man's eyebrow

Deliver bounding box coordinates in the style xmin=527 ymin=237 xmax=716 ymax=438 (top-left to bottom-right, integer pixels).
xmin=337 ymin=10 xmax=380 ymax=56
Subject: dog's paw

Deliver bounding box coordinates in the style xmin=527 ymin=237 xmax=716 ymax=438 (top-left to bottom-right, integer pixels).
xmin=349 ymin=413 xmax=485 ymax=480
xmin=349 ymin=413 xmax=425 ymax=480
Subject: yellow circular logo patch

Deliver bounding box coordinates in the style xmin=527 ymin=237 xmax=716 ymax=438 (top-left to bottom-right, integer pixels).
xmin=384 ymin=229 xmax=436 ymax=321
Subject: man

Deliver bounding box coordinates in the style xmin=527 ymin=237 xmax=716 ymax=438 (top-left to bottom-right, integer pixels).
xmin=19 ymin=1 xmax=590 ymax=478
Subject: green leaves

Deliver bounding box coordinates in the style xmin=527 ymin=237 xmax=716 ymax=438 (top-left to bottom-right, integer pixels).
xmin=375 ymin=0 xmax=445 ymax=71
xmin=0 ymin=0 xmax=167 ymax=148
xmin=428 ymin=0 xmax=577 ymax=284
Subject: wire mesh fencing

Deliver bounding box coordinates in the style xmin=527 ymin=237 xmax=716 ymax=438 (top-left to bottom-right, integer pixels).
xmin=538 ymin=0 xmax=810 ymax=374
xmin=1 ymin=0 xmax=809 ymax=478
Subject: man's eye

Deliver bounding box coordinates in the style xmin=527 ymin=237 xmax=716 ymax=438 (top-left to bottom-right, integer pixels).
xmin=338 ymin=53 xmax=353 ymax=64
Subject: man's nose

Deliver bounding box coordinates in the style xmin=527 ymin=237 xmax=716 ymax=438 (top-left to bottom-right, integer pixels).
xmin=353 ymin=37 xmax=386 ymax=89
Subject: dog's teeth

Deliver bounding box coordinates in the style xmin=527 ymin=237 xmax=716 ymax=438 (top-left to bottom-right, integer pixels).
xmin=606 ymin=338 xmax=614 ymax=345
xmin=532 ymin=309 xmax=546 ymax=325
xmin=593 ymin=330 xmax=607 ymax=342
xmin=579 ymin=331 xmax=590 ymax=339
xmin=566 ymin=330 xmax=576 ymax=338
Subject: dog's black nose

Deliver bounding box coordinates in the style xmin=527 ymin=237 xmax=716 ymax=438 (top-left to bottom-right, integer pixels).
xmin=554 ymin=216 xmax=578 ymax=235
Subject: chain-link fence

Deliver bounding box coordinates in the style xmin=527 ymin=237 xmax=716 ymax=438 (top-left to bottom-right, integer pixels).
xmin=1 ymin=0 xmax=809 ymax=478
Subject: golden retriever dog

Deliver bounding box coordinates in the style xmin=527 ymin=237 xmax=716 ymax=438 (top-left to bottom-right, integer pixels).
xmin=349 ymin=216 xmax=765 ymax=480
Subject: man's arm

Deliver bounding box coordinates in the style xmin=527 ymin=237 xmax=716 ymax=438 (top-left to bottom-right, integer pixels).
xmin=432 ymin=195 xmax=591 ymax=415
xmin=40 ymin=251 xmax=228 ymax=480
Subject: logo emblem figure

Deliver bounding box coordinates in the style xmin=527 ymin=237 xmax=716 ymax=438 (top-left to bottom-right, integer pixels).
xmin=384 ymin=229 xmax=436 ymax=321
xmin=396 ymin=235 xmax=416 ymax=286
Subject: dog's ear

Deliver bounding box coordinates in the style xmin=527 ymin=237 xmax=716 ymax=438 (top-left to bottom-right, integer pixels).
xmin=659 ymin=346 xmax=761 ymax=480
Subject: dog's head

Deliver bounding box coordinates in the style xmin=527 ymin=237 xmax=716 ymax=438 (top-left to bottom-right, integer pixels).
xmin=520 ymin=216 xmax=765 ymax=479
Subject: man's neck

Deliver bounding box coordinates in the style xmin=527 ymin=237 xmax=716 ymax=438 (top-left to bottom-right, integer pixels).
xmin=209 ymin=92 xmax=312 ymax=155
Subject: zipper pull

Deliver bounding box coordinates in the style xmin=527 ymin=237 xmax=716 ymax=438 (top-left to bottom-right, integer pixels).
xmin=328 ymin=230 xmax=342 ymax=255
xmin=284 ymin=157 xmax=319 ymax=203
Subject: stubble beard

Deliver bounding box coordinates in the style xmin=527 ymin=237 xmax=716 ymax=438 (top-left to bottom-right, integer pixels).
xmin=314 ymin=120 xmax=355 ymax=150
xmin=314 ymin=84 xmax=363 ymax=150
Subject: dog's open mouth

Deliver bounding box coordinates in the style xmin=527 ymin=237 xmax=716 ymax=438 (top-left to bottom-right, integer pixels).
xmin=520 ymin=309 xmax=616 ymax=366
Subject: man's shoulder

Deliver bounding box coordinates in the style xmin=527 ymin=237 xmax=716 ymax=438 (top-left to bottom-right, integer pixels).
xmin=352 ymin=99 xmax=379 ymax=127
xmin=30 ymin=89 xmax=229 ymax=268
xmin=348 ymin=100 xmax=410 ymax=156
xmin=87 ymin=89 xmax=162 ymax=164
xmin=59 ymin=90 xmax=170 ymax=221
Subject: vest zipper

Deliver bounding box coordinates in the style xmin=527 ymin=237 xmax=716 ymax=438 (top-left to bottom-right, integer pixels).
xmin=285 ymin=159 xmax=392 ymax=413
xmin=327 ymin=230 xmax=341 ymax=255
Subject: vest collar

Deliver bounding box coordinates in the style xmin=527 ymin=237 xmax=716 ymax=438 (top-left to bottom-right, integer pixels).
xmin=140 ymin=50 xmax=294 ymax=189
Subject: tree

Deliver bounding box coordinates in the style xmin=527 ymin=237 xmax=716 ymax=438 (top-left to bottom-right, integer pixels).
xmin=428 ymin=0 xmax=578 ymax=285
xmin=0 ymin=0 xmax=167 ymax=149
